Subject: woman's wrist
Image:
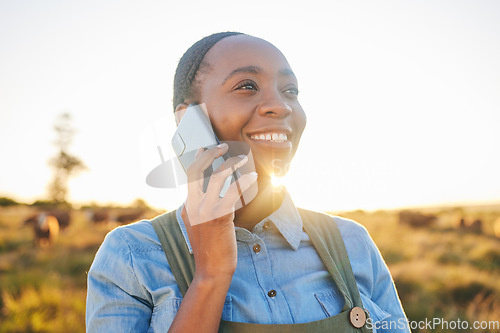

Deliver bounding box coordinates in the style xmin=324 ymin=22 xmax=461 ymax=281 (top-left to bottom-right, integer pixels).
xmin=192 ymin=271 xmax=234 ymax=291
xmin=168 ymin=266 xmax=233 ymax=332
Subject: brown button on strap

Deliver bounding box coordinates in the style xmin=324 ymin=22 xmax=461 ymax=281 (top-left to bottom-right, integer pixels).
xmin=263 ymin=222 xmax=271 ymax=230
xmin=253 ymin=244 xmax=261 ymax=253
xmin=267 ymin=290 xmax=277 ymax=297
xmin=349 ymin=306 xmax=366 ymax=328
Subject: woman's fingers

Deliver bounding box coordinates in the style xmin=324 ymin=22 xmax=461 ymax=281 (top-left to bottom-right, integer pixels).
xmin=203 ymin=155 xmax=249 ymax=204
xmin=185 ymin=143 xmax=258 ymax=225
xmin=195 ymin=147 xmax=204 ymax=158
xmin=191 ymin=143 xmax=228 ymax=173
xmin=219 ymin=172 xmax=258 ymax=210
xmin=186 ymin=143 xmax=228 ymax=196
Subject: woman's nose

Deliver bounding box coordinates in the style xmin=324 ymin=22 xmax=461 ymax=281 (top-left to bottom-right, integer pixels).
xmin=256 ymin=94 xmax=292 ymax=118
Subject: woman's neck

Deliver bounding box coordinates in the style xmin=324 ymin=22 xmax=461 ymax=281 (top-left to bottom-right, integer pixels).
xmin=233 ymin=178 xmax=285 ymax=231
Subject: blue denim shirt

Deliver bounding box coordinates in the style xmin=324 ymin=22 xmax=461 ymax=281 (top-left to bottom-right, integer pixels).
xmin=86 ymin=190 xmax=410 ymax=332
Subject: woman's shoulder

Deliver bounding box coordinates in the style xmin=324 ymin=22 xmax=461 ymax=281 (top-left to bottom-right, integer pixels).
xmin=332 ymin=215 xmax=371 ymax=239
xmin=298 ymin=207 xmax=371 ymax=240
xmin=101 ymin=217 xmax=162 ymax=252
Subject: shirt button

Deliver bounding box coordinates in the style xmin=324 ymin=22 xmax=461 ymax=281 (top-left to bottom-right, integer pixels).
xmin=253 ymin=244 xmax=261 ymax=253
xmin=267 ymin=290 xmax=277 ymax=298
xmin=349 ymin=306 xmax=367 ymax=328
xmin=263 ymin=222 xmax=271 ymax=230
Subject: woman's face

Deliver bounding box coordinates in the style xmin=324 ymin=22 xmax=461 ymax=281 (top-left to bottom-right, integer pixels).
xmin=195 ymin=35 xmax=306 ymax=180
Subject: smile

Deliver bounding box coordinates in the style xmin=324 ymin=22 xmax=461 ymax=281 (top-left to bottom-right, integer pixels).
xmin=249 ymin=133 xmax=288 ymax=143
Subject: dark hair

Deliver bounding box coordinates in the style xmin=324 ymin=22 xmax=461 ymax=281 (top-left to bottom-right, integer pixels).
xmin=173 ymin=32 xmax=244 ymax=111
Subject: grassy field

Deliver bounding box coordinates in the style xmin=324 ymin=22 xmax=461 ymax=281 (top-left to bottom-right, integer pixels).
xmin=1 ymin=204 xmax=499 ymax=332
xmin=337 ymin=206 xmax=500 ymax=332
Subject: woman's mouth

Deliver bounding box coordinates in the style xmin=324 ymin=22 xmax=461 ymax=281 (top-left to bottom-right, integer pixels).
xmin=250 ymin=132 xmax=287 ymax=142
xmin=247 ymin=132 xmax=292 ymax=148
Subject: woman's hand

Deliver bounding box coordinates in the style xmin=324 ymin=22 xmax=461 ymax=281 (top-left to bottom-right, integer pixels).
xmin=183 ymin=143 xmax=258 ymax=280
xmin=169 ymin=143 xmax=257 ymax=333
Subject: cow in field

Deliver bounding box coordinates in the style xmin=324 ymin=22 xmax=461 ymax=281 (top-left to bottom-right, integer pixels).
xmin=24 ymin=213 xmax=60 ymax=247
xmin=398 ymin=210 xmax=437 ymax=227
xmin=85 ymin=208 xmax=112 ymax=224
xmin=51 ymin=210 xmax=71 ymax=230
xmin=115 ymin=210 xmax=145 ymax=225
xmin=458 ymin=217 xmax=483 ymax=234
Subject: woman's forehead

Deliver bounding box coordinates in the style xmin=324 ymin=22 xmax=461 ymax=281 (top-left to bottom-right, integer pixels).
xmin=202 ymin=35 xmax=292 ymax=76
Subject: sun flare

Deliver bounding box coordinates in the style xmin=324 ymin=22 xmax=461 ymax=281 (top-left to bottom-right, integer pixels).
xmin=271 ymin=174 xmax=288 ymax=188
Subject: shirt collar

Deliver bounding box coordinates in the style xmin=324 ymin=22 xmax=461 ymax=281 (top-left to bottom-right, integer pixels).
xmin=175 ymin=187 xmax=303 ymax=254
xmin=175 ymin=205 xmax=193 ymax=254
xmin=261 ymin=188 xmax=303 ymax=251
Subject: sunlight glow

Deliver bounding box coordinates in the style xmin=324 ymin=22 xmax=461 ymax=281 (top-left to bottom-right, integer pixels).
xmin=271 ymin=174 xmax=288 ymax=189
xmin=0 ymin=1 xmax=499 ymax=211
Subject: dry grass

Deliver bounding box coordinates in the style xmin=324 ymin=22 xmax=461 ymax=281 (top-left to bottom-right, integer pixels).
xmin=0 ymin=206 xmax=112 ymax=333
xmin=338 ymin=206 xmax=500 ymax=332
xmin=1 ymin=204 xmax=499 ymax=332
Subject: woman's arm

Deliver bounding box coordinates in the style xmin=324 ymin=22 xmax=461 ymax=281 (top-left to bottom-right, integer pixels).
xmin=168 ymin=144 xmax=257 ymax=332
xmin=168 ymin=274 xmax=232 ymax=332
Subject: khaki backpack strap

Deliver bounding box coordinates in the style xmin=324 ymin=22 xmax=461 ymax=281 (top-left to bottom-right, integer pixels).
xmin=151 ymin=210 xmax=195 ymax=297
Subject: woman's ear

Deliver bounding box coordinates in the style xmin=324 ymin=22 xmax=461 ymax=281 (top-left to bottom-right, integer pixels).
xmin=174 ymin=103 xmax=189 ymax=125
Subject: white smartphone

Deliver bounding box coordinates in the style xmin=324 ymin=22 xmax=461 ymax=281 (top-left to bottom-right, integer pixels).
xmin=171 ymin=104 xmax=238 ymax=198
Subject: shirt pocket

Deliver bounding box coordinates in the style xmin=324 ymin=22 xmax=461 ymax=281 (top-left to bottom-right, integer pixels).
xmin=150 ymin=297 xmax=182 ymax=332
xmin=360 ymin=293 xmax=391 ymax=323
xmin=314 ymin=288 xmax=344 ymax=317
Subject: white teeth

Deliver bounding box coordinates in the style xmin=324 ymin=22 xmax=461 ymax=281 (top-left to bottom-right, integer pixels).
xmin=250 ymin=133 xmax=289 ymax=142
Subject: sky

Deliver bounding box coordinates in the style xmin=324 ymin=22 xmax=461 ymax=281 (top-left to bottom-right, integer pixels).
xmin=1 ymin=0 xmax=499 ymax=212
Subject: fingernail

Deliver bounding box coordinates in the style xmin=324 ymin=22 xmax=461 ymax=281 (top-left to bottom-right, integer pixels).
xmin=249 ymin=171 xmax=258 ymax=177
xmin=238 ymin=154 xmax=247 ymax=159
xmin=218 ymin=143 xmax=228 ymax=149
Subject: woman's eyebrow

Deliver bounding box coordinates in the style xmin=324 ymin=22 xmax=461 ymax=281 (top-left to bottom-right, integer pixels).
xmin=221 ymin=66 xmax=297 ymax=86
xmin=279 ymin=68 xmax=296 ymax=79
xmin=222 ymin=66 xmax=261 ymax=85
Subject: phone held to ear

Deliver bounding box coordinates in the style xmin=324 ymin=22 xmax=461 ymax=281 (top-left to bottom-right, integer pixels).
xmin=172 ymin=104 xmax=242 ymax=198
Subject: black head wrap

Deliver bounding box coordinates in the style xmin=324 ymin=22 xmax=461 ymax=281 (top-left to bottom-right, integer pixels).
xmin=173 ymin=32 xmax=244 ymax=111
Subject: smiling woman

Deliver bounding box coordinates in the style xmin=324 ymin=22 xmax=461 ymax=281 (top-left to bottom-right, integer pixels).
xmin=86 ymin=32 xmax=410 ymax=332
xmin=174 ymin=33 xmax=305 ymax=193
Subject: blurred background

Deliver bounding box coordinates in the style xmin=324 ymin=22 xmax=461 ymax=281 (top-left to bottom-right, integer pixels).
xmin=0 ymin=0 xmax=499 ymax=332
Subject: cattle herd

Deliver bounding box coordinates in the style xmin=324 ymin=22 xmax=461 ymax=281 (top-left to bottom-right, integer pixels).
xmin=398 ymin=209 xmax=500 ymax=238
xmin=21 ymin=208 xmax=500 ymax=247
xmin=23 ymin=207 xmax=152 ymax=248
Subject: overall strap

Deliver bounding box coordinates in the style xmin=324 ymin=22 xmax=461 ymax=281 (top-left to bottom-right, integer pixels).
xmin=299 ymin=208 xmax=371 ymax=331
xmin=298 ymin=208 xmax=354 ymax=311
xmin=151 ymin=210 xmax=194 ymax=297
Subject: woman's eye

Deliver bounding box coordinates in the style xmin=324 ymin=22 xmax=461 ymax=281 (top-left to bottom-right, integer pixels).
xmin=235 ymin=80 xmax=258 ymax=91
xmin=285 ymin=87 xmax=299 ymax=96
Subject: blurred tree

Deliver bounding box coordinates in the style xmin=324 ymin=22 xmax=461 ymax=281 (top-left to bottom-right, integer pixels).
xmin=48 ymin=113 xmax=87 ymax=204
xmin=0 ymin=197 xmax=20 ymax=207
xmin=31 ymin=199 xmax=70 ymax=209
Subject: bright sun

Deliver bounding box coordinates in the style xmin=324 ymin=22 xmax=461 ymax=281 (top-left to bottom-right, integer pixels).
xmin=271 ymin=174 xmax=288 ymax=188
